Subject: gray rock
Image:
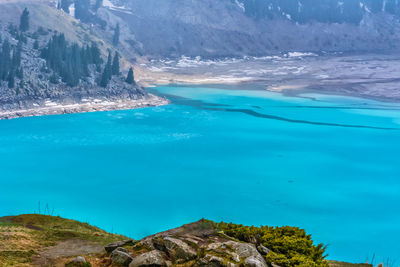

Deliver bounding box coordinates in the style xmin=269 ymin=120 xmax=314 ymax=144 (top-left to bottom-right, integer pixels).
xmin=160 ymin=237 xmax=197 ymax=263
xmin=244 ymin=255 xmax=268 ymax=267
xmin=129 ymin=250 xmax=167 ymax=267
xmin=65 ymin=256 xmax=89 ymax=267
xmin=105 ymin=239 xmax=134 ymax=253
xmin=256 ymin=245 xmax=270 ymax=256
xmin=206 ymin=241 xmax=267 ymax=266
xmin=115 ymin=247 xmax=129 ymax=253
xmin=195 ymin=254 xmax=238 ymax=267
xmin=111 ymin=249 xmax=133 ymax=266
xmin=73 ymin=256 xmax=86 ymax=263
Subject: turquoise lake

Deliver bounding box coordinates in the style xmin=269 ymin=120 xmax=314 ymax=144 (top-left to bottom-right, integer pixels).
xmin=1 ymin=85 xmax=400 ymax=264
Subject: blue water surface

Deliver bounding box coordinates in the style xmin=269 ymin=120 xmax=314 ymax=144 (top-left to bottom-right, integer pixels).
xmin=1 ymin=85 xmax=400 ymax=264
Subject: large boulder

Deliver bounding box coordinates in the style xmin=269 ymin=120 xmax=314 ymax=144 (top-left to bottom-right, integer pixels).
xmin=105 ymin=239 xmax=134 ymax=253
xmin=111 ymin=248 xmax=133 ymax=266
xmin=129 ymin=250 xmax=167 ymax=267
xmin=163 ymin=237 xmax=197 ymax=262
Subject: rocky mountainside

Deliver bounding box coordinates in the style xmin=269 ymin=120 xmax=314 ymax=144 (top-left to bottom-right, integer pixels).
xmin=0 ymin=214 xmax=373 ymax=267
xmin=96 ymin=0 xmax=400 ymax=57
xmin=0 ymin=1 xmax=167 ymax=119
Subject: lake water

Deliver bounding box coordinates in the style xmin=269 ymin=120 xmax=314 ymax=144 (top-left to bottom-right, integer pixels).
xmin=1 ymin=85 xmax=400 ymax=264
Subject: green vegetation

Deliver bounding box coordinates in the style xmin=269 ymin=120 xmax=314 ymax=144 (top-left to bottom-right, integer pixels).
xmin=99 ymin=51 xmax=112 ymax=87
xmin=112 ymin=51 xmax=120 ymax=75
xmin=0 ymin=37 xmax=23 ymax=88
xmin=126 ymin=67 xmax=135 ymax=84
xmin=40 ymin=34 xmax=103 ymax=86
xmin=216 ymin=221 xmax=328 ymax=267
xmin=19 ymin=8 xmax=30 ymax=32
xmin=113 ymin=23 xmax=120 ymax=46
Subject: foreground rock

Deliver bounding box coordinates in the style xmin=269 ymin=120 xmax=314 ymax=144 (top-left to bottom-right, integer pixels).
xmin=105 ymin=239 xmax=135 ymax=253
xmin=129 ymin=250 xmax=167 ymax=267
xmin=103 ymin=220 xmax=269 ymax=267
xmin=111 ymin=248 xmax=134 ymax=266
xmin=65 ymin=256 xmax=91 ymax=267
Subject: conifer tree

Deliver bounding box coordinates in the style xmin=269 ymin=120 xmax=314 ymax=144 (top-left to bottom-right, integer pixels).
xmin=126 ymin=67 xmax=134 ymax=84
xmin=7 ymin=71 xmax=15 ymax=88
xmin=113 ymin=23 xmax=120 ymax=46
xmin=1 ymin=39 xmax=11 ymax=80
xmin=112 ymin=51 xmax=120 ymax=75
xmin=90 ymin=42 xmax=103 ymax=67
xmin=99 ymin=67 xmax=109 ymax=88
xmin=105 ymin=51 xmax=112 ymax=80
xmin=99 ymin=51 xmax=112 ymax=87
xmin=19 ymin=8 xmax=30 ymax=32
xmin=40 ymin=33 xmax=101 ymax=87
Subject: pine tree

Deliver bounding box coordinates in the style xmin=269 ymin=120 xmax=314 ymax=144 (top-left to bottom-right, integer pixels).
xmin=1 ymin=39 xmax=11 ymax=80
xmin=40 ymin=33 xmax=95 ymax=87
xmin=112 ymin=51 xmax=120 ymax=75
xmin=113 ymin=23 xmax=120 ymax=46
xmin=12 ymin=42 xmax=22 ymax=69
xmin=19 ymin=8 xmax=29 ymax=32
xmin=33 ymin=40 xmax=39 ymax=49
xmin=105 ymin=51 xmax=112 ymax=80
xmin=99 ymin=67 xmax=109 ymax=88
xmin=7 ymin=70 xmax=15 ymax=88
xmin=90 ymin=42 xmax=103 ymax=67
xmin=99 ymin=51 xmax=112 ymax=87
xmin=126 ymin=67 xmax=134 ymax=84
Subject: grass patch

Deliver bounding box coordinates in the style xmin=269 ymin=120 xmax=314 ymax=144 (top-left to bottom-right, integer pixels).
xmin=0 ymin=214 xmax=128 ymax=266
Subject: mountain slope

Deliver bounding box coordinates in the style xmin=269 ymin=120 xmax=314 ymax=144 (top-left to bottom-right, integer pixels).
xmin=96 ymin=0 xmax=400 ymax=57
xmin=0 ymin=0 xmax=167 ymax=119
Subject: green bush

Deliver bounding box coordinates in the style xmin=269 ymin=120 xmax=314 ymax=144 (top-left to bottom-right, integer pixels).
xmin=216 ymin=222 xmax=328 ymax=267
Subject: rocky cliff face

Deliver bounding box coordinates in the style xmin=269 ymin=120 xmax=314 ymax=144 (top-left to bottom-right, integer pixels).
xmin=98 ymin=0 xmax=400 ymax=57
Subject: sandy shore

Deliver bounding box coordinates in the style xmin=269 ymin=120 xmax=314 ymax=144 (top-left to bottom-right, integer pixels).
xmin=0 ymin=94 xmax=169 ymax=120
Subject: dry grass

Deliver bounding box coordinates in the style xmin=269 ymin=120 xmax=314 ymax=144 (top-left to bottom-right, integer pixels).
xmin=0 ymin=214 xmax=128 ymax=266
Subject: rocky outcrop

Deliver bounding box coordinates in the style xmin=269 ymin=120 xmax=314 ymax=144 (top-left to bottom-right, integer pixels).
xmin=111 ymin=248 xmax=134 ymax=266
xmin=104 ymin=220 xmax=269 ymax=267
xmin=105 ymin=239 xmax=134 ymax=253
xmin=129 ymin=250 xmax=167 ymax=267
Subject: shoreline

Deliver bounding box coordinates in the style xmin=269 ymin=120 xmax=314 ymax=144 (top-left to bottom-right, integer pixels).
xmin=0 ymin=94 xmax=170 ymax=120
xmin=143 ymin=74 xmax=400 ymax=105
xmin=147 ymin=78 xmax=400 ymax=105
